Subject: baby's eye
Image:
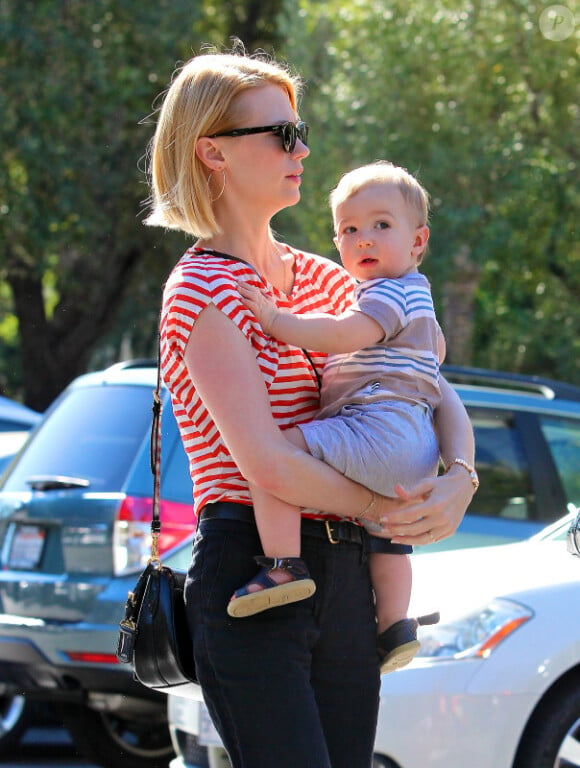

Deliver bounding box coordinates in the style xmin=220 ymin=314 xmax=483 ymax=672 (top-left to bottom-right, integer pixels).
xmin=375 ymin=221 xmax=390 ymax=230
xmin=343 ymin=225 xmax=357 ymax=235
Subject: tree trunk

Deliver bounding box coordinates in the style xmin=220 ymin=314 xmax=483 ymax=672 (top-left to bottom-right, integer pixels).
xmin=7 ymin=246 xmax=142 ymax=411
xmin=442 ymin=246 xmax=481 ymax=366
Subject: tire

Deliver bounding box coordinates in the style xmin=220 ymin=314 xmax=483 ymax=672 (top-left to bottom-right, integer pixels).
xmin=0 ymin=694 xmax=33 ymax=753
xmin=61 ymin=703 xmax=174 ymax=768
xmin=513 ymin=679 xmax=580 ymax=768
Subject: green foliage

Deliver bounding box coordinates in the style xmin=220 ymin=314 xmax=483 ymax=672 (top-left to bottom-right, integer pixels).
xmin=278 ymin=0 xmax=579 ymax=382
xmin=0 ymin=0 xmax=203 ymax=404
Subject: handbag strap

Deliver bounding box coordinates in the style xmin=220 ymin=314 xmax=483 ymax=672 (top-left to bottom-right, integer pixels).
xmin=149 ymin=333 xmax=163 ymax=563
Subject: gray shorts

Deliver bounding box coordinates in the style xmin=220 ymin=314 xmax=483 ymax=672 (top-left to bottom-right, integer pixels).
xmin=299 ymin=400 xmax=439 ymax=550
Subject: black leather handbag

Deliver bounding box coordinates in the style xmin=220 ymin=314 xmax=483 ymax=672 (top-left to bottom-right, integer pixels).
xmin=117 ymin=359 xmax=199 ymax=696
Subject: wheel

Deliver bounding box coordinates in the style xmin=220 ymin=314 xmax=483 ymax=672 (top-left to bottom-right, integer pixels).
xmin=513 ymin=679 xmax=580 ymax=768
xmin=0 ymin=694 xmax=33 ymax=753
xmin=61 ymin=703 xmax=174 ymax=768
xmin=372 ymin=755 xmax=400 ymax=768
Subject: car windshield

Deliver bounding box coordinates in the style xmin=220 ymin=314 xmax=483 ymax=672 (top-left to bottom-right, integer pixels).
xmin=2 ymin=386 xmax=152 ymax=493
xmin=538 ymin=415 xmax=580 ymax=510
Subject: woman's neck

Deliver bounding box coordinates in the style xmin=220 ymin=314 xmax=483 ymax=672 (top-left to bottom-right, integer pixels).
xmin=196 ymin=233 xmax=294 ymax=294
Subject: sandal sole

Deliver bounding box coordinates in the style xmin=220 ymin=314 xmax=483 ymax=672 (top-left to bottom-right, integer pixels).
xmin=227 ymin=579 xmax=316 ymax=618
xmin=380 ymin=640 xmax=421 ymax=674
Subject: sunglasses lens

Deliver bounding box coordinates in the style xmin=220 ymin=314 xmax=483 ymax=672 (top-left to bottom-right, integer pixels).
xmin=281 ymin=122 xmax=309 ymax=152
xmin=281 ymin=124 xmax=295 ymax=152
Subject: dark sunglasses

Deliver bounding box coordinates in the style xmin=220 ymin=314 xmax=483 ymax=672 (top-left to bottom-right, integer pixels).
xmin=209 ymin=120 xmax=309 ymax=153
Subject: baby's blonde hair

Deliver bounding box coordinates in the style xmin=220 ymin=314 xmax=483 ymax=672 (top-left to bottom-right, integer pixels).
xmin=330 ymin=160 xmax=430 ymax=231
xmin=145 ymin=47 xmax=302 ymax=238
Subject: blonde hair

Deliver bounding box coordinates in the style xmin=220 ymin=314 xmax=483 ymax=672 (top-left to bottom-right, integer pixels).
xmin=330 ymin=161 xmax=430 ymax=230
xmin=144 ymin=47 xmax=302 ymax=238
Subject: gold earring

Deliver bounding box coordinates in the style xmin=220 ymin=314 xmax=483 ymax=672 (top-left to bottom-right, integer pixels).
xmin=207 ymin=169 xmax=226 ymax=202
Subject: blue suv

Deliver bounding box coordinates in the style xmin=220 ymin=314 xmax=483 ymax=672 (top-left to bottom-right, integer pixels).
xmin=0 ymin=362 xmax=194 ymax=768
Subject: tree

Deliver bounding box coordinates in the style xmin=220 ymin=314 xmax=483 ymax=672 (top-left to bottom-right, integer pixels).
xmin=0 ymin=0 xmax=296 ymax=408
xmin=0 ymin=0 xmax=206 ymax=408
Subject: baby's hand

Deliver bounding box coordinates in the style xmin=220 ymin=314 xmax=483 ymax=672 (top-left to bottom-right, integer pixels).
xmin=238 ymin=282 xmax=279 ymax=334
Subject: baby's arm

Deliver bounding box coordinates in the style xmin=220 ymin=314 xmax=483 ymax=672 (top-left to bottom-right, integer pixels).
xmin=239 ymin=282 xmax=383 ymax=354
xmin=437 ymin=326 xmax=447 ymax=363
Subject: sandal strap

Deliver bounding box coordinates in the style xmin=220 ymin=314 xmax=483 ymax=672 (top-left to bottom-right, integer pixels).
xmin=417 ymin=611 xmax=440 ymax=626
xmin=254 ymin=556 xmax=311 ymax=579
xmin=231 ymin=567 xmax=280 ymax=598
xmin=231 ymin=556 xmax=312 ymax=601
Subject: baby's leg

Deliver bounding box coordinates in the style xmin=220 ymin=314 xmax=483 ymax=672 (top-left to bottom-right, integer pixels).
xmin=251 ymin=483 xmax=301 ymax=558
xmin=251 ymin=426 xmax=307 ymax=557
xmin=227 ymin=428 xmax=315 ymax=617
xmin=370 ymin=553 xmax=412 ymax=636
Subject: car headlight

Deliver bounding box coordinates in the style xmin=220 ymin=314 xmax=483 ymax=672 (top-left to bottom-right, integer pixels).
xmin=416 ymin=598 xmax=533 ymax=661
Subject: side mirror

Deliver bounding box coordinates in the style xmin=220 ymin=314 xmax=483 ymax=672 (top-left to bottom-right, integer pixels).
xmin=566 ymin=508 xmax=580 ymax=557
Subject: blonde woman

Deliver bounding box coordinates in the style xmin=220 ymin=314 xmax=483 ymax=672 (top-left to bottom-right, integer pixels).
xmin=146 ymin=45 xmax=475 ymax=768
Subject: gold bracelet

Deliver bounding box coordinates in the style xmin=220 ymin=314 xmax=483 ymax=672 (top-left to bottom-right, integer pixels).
xmin=444 ymin=458 xmax=479 ymax=490
xmin=359 ymin=490 xmax=378 ymax=520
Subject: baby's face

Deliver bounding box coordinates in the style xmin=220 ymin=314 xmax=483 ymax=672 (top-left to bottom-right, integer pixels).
xmin=333 ymin=183 xmax=428 ymax=283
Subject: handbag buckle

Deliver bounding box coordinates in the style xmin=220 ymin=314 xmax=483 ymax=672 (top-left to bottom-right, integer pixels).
xmin=117 ymin=620 xmax=137 ymax=663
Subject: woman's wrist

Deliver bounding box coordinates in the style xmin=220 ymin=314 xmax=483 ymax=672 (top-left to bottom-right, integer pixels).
xmin=357 ymin=490 xmax=378 ymax=521
xmin=443 ymin=457 xmax=479 ymax=491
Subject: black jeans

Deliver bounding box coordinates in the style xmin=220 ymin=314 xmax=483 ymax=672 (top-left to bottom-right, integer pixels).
xmin=185 ymin=509 xmax=381 ymax=768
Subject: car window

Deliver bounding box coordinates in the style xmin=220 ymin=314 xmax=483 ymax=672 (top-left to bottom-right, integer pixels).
xmin=467 ymin=407 xmax=535 ymax=522
xmin=2 ymin=386 xmax=152 ymax=493
xmin=162 ymin=436 xmax=194 ymax=503
xmin=539 ymin=415 xmax=580 ymax=509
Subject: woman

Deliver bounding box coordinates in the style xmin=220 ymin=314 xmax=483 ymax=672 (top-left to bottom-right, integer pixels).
xmin=146 ymin=45 xmax=476 ymax=768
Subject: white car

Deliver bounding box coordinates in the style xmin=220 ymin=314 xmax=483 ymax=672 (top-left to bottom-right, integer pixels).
xmin=372 ymin=510 xmax=580 ymax=768
xmin=168 ymin=511 xmax=580 ymax=768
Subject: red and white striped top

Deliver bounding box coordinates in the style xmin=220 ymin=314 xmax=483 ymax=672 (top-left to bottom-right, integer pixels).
xmin=160 ymin=245 xmax=355 ymax=516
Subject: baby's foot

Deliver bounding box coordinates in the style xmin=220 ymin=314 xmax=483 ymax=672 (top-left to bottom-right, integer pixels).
xmin=377 ymin=612 xmax=440 ymax=673
xmin=227 ymin=556 xmax=316 ymax=618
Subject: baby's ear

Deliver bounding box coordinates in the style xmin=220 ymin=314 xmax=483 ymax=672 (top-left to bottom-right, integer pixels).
xmin=332 ymin=235 xmax=339 ymax=251
xmin=413 ymin=225 xmax=429 ymax=261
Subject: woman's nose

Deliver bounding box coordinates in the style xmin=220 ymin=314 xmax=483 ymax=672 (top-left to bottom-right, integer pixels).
xmin=292 ymin=139 xmax=309 ymax=159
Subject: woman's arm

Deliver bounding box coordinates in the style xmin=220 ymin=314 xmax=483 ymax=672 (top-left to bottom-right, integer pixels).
xmin=238 ymin=281 xmax=383 ymax=353
xmin=381 ymin=376 xmax=476 ymax=545
xmin=184 ymin=302 xmax=388 ymax=520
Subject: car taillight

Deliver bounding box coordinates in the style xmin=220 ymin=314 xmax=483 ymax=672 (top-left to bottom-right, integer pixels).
xmin=64 ymin=651 xmax=120 ymax=664
xmin=113 ymin=495 xmax=195 ymax=576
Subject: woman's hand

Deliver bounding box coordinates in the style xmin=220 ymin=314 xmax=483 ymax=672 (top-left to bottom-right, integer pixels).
xmin=238 ymin=282 xmax=279 ymax=335
xmin=356 ymin=490 xmax=424 ymax=532
xmin=379 ymin=466 xmax=476 ymax=546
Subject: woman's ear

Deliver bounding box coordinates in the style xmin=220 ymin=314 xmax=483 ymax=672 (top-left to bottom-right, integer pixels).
xmin=195 ymin=137 xmax=225 ymax=171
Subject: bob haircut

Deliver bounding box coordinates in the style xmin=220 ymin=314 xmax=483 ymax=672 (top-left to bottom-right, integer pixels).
xmin=329 ymin=160 xmax=430 ymax=230
xmin=145 ymin=47 xmax=302 ymax=238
